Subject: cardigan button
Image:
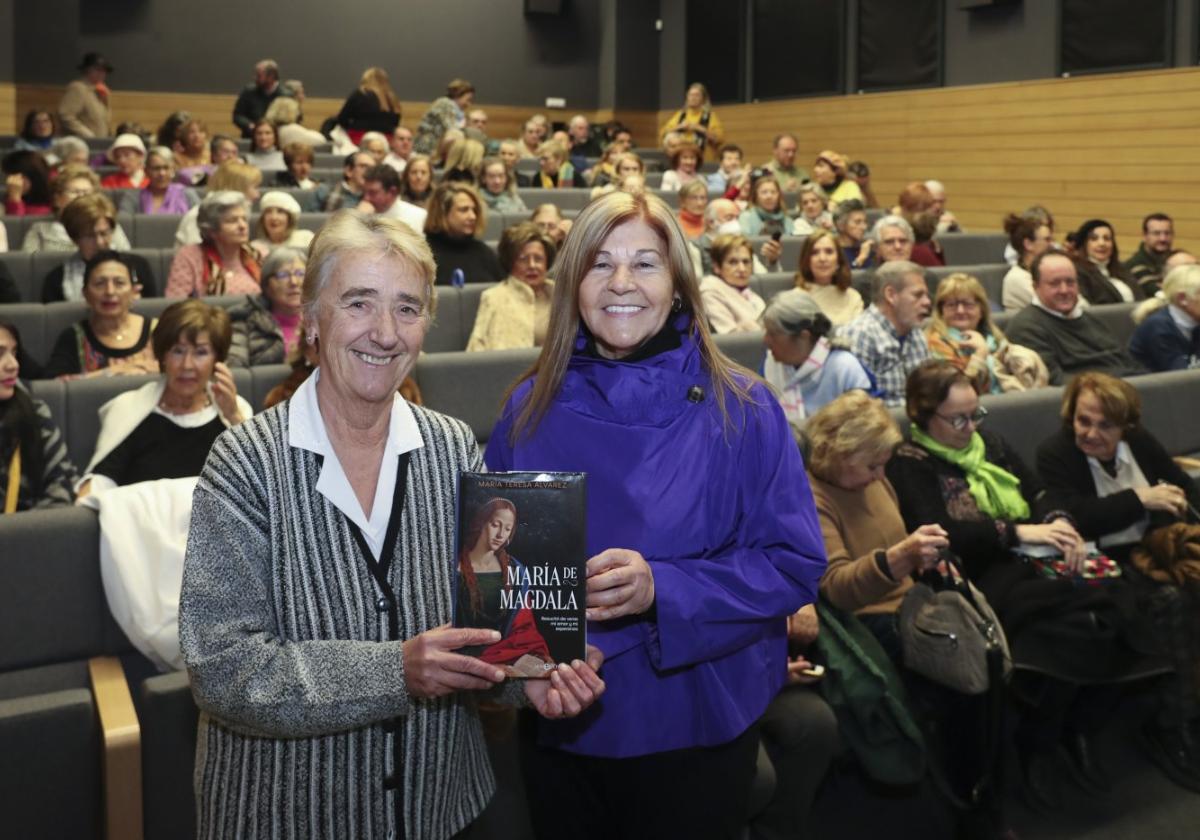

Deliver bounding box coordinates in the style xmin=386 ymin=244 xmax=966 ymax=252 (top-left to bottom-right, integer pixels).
xmin=376 ymin=597 xmax=391 ymax=612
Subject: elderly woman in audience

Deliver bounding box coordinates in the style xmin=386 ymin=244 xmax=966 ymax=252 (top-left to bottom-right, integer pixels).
xmin=423 ymin=183 xmax=502 ymax=286
xmin=3 ymin=150 xmax=53 ymax=216
xmin=335 ymin=66 xmax=402 ymax=142
xmin=77 ymin=301 xmax=250 ymax=498
xmin=250 ymin=190 xmax=314 ymax=256
xmin=414 ymin=77 xmax=473 ymax=154
xmin=117 ymin=147 xmax=199 ymax=215
xmin=23 ymin=164 xmax=132 ymax=253
xmin=1130 ymin=264 xmax=1200 ymax=371
xmin=467 ymin=223 xmax=556 ymax=351
xmin=39 ymin=194 xmax=156 ymax=302
xmin=926 ymin=273 xmax=1049 ymax=394
xmin=675 ymin=179 xmax=708 ymax=240
xmin=700 ymin=233 xmax=767 ymax=334
xmin=660 ymin=142 xmax=702 ymax=192
xmin=0 ymin=321 xmax=79 ymax=512
xmin=871 ymin=214 xmax=917 ymax=265
xmin=263 ymin=96 xmax=326 ymax=148
xmin=738 ymin=172 xmax=790 ymax=238
xmin=485 ymin=190 xmax=824 ymax=839
xmin=359 ymin=131 xmax=391 ymax=166
xmin=441 ymin=137 xmax=485 ymax=185
xmin=226 ymin=246 xmax=305 ymax=367
xmin=167 ymin=191 xmax=262 ymax=297
xmin=400 ymin=153 xmax=434 ymax=207
xmin=1068 ymin=219 xmax=1140 ymax=304
xmin=794 ymin=230 xmax=863 ymax=326
xmin=534 ymin=141 xmax=585 ymax=189
xmin=245 ymin=120 xmax=285 ymax=172
xmin=14 ymin=110 xmax=58 ymax=153
xmin=834 ymin=198 xmax=875 ymax=268
xmin=274 ymin=142 xmax=329 ymax=211
xmin=1037 ymin=372 xmax=1200 ymax=793
xmin=1001 ymin=211 xmax=1054 ymax=312
xmin=172 ymin=117 xmax=211 ymax=172
xmin=43 ymin=250 xmax=158 ymax=378
xmin=178 ymin=211 xmax=596 ymax=839
xmin=174 ymin=161 xmax=263 ymax=247
xmin=660 ymin=83 xmax=724 ymax=160
xmin=811 ymin=150 xmax=862 ymax=211
xmin=100 ymin=133 xmax=149 ymax=189
xmin=792 ymin=183 xmax=834 ymax=237
xmin=897 ymin=182 xmax=944 ymax=267
xmin=763 ymin=291 xmax=871 ymax=425
xmin=479 ymin=155 xmax=527 ymax=214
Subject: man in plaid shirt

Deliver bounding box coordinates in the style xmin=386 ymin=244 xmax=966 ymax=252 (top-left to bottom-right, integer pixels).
xmin=840 ymin=259 xmax=932 ymax=406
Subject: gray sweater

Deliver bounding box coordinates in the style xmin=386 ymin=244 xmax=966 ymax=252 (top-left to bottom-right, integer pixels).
xmin=1003 ymin=304 xmax=1142 ymax=385
xmin=180 ymin=401 xmax=515 ymax=839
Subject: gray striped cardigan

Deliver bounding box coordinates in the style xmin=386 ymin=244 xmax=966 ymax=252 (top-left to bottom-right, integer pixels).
xmin=179 ymin=400 xmax=509 ymax=840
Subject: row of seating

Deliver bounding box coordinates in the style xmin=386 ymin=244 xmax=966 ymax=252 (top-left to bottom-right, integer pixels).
xmin=0 ymin=134 xmax=267 ymax=153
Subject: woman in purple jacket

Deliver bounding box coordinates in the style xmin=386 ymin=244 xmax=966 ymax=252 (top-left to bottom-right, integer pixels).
xmin=485 ymin=191 xmax=828 ymax=839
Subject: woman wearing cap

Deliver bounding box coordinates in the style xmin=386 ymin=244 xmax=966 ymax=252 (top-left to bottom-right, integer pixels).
xmin=166 ymin=191 xmax=262 ymax=298
xmin=117 ymin=147 xmax=199 ymax=215
xmin=251 ymin=191 xmax=314 ymax=256
xmin=811 ymin=150 xmax=862 ymax=212
xmin=100 ymin=133 xmax=149 ymax=189
xmin=227 ymin=246 xmax=306 ymax=367
xmin=39 ymin=193 xmax=157 ymax=302
xmin=58 ymin=52 xmax=112 ymax=138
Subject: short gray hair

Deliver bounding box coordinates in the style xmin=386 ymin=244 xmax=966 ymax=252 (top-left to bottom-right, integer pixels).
xmin=872 ymin=259 xmax=923 ymax=303
xmin=52 ymin=136 xmax=88 ymax=161
xmin=762 ymin=289 xmax=832 ymax=340
xmin=925 ymin=179 xmax=946 ymax=196
xmin=260 ymin=246 xmax=306 ymax=282
xmin=704 ymin=198 xmax=737 ymax=227
xmin=832 ymin=198 xmax=865 ymax=229
xmin=147 ymin=146 xmax=174 ymax=166
xmin=870 ymin=214 xmax=913 ymax=245
xmin=197 ymin=190 xmax=250 ymax=240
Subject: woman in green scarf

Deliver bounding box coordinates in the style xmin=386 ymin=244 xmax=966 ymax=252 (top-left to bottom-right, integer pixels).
xmin=887 ymin=360 xmax=1165 ymax=813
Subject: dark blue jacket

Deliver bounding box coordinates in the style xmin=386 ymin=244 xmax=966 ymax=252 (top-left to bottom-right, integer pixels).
xmin=1129 ymin=305 xmax=1200 ymax=372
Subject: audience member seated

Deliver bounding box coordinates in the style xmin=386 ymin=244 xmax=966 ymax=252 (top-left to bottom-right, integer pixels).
xmin=700 ymin=234 xmax=767 ymax=334
xmin=763 ymin=132 xmax=807 ymax=193
xmin=210 ymin=134 xmax=241 ymax=168
xmin=479 ymin=156 xmax=527 ymax=214
xmin=517 ymin=118 xmax=542 ymax=160
xmin=359 ymin=164 xmax=427 ymax=232
xmin=706 ymin=144 xmax=744 ymax=193
xmin=794 ymin=231 xmax=864 ymax=326
xmin=467 ymin=223 xmax=556 ymax=351
xmin=335 ymin=66 xmax=401 ymax=143
xmin=384 ymin=125 xmax=414 ymax=173
xmin=441 ymin=137 xmax=485 ymax=186
xmin=887 ymin=361 xmax=1161 ymax=813
xmin=791 ymin=183 xmax=833 ymax=237
xmin=897 ymin=182 xmax=944 ymax=267
xmin=245 ymin=120 xmax=285 ymax=172
xmin=175 ymin=161 xmax=263 ymax=246
xmin=263 ymin=95 xmax=326 ymax=148
xmin=1130 ymin=264 xmax=1200 ymax=371
xmin=533 ymin=141 xmax=585 ymax=189
xmin=22 ymin=164 xmax=132 ymax=252
xmin=676 ymin=180 xmax=708 ymax=240
xmin=43 ymin=250 xmax=158 ymax=378
xmin=1004 ymin=252 xmax=1143 ymax=385
xmin=232 ymin=59 xmax=291 ymax=139
xmin=587 ymin=143 xmax=625 ymax=188
xmin=660 ymin=142 xmax=702 ymax=192
xmin=1123 ymin=213 xmax=1175 ymax=297
xmin=323 ymin=150 xmax=373 ymax=212
xmin=58 ymin=52 xmax=113 ymax=138
xmin=118 ymin=147 xmax=199 ymax=215
xmin=359 ymin=131 xmax=390 ymax=166
xmin=1002 ymin=211 xmax=1055 ymax=312
xmin=810 ymin=149 xmax=862 ymax=211
xmin=1037 ymin=373 xmax=1200 ymax=793
xmin=77 ymin=300 xmax=251 ymax=497
xmin=414 ymin=78 xmax=473 ymax=155
xmin=564 ymin=114 xmax=603 ymax=161
xmin=227 ymin=246 xmax=305 ymax=367
xmin=530 ymin=203 xmax=571 ymax=247
xmin=660 ymin=83 xmax=724 ymax=160
xmin=870 ymin=214 xmax=916 ymax=266
xmin=100 ymin=133 xmax=149 ymax=188
xmin=14 ymin=109 xmax=58 ymax=153
xmin=249 ymin=190 xmax=313 ymax=256
xmin=2 ymin=150 xmax=53 ymax=216
xmin=926 ymin=273 xmax=1049 ymax=394
xmin=763 ymin=292 xmax=871 ymax=424
xmin=167 ymin=191 xmax=262 ymax=297
xmin=612 ymin=152 xmax=645 ymax=186
xmin=694 ymin=198 xmax=781 ymax=276
xmin=1004 ymin=205 xmax=1055 ymax=266
xmin=172 ymin=117 xmax=212 ymax=179
xmin=424 ymin=183 xmax=503 ymax=286
xmin=0 ymin=321 xmax=78 ymax=512
xmin=840 ymin=260 xmax=932 ymax=406
xmin=925 ymin=180 xmax=962 ymax=233
xmin=738 ymin=172 xmax=791 ymax=237
xmin=40 ymin=193 xmax=156 ymax=302
xmin=834 ymin=199 xmax=875 ymax=268
xmin=399 ymin=153 xmax=434 ymax=208
xmin=847 ymin=160 xmax=879 ymax=209
xmin=1068 ymin=219 xmax=1141 ymax=304
xmin=51 ymin=135 xmax=90 ymax=169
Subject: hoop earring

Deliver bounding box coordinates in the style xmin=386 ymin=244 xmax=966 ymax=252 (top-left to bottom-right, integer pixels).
xmin=671 ymin=297 xmax=683 ymax=313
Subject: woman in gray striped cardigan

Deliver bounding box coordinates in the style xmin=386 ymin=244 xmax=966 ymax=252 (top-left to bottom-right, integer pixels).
xmin=179 ymin=210 xmax=604 ymax=840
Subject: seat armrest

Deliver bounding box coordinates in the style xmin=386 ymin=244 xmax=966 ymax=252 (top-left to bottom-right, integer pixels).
xmin=89 ymin=656 xmax=143 ymax=840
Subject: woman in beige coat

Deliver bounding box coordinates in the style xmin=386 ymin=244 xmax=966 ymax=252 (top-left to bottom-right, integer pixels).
xmin=467 ymin=222 xmax=557 ymax=351
xmin=58 ymin=53 xmax=113 ymax=138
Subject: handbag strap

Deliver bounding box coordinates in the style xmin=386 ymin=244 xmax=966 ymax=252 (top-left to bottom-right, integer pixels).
xmin=4 ymin=447 xmax=19 ymax=514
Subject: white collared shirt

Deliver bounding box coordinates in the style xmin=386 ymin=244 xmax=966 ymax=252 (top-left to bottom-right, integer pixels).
xmin=1169 ymin=303 xmax=1198 ymax=338
xmin=287 ymin=369 xmax=424 ymax=559
xmin=1033 ymin=297 xmax=1085 ymax=320
xmin=1085 ymin=440 xmax=1151 ymax=547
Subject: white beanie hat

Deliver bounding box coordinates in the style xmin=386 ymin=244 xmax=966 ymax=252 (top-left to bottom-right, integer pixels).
xmin=258 ymin=190 xmax=302 ymax=221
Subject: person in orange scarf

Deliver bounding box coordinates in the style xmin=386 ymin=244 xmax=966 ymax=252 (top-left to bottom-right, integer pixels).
xmin=58 ymin=52 xmax=113 ymax=138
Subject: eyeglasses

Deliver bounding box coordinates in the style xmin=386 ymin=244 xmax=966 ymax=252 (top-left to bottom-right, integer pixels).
xmin=942 ymin=298 xmax=980 ymax=311
xmin=272 ymin=269 xmax=305 ymax=282
xmin=935 ymin=405 xmax=987 ymax=431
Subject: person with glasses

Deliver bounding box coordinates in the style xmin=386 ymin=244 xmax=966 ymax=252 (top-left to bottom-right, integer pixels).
xmin=926 ymin=273 xmax=1048 ymax=394
xmin=227 ymin=247 xmax=306 ymax=367
xmin=117 ymin=146 xmax=199 ymax=216
xmin=39 ymin=193 xmax=156 ymax=303
xmin=887 ymin=360 xmax=1163 ymax=812
xmin=21 ymin=164 xmax=132 ymax=254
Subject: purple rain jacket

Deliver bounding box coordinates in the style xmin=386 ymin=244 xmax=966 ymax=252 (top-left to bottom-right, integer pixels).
xmin=484 ymin=317 xmax=827 ymax=758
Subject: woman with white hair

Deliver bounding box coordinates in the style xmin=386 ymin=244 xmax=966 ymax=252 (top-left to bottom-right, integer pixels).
xmin=251 ymin=190 xmax=314 ymax=256
xmin=263 ymin=95 xmax=326 ymax=148
xmin=165 ymin=191 xmax=262 ymax=297
xmin=1130 ymin=264 xmax=1200 ymax=371
xmin=226 ymin=246 xmax=306 ymax=367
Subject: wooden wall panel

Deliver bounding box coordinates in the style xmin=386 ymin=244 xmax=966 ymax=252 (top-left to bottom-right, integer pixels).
xmin=0 ymin=83 xmax=15 ymax=136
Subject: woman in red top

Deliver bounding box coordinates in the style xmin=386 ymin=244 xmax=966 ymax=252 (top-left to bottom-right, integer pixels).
xmin=2 ymin=150 xmax=53 ymax=216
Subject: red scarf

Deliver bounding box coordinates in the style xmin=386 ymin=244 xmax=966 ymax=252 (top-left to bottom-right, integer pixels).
xmin=94 ymin=82 xmax=110 ymax=104
xmin=200 ymin=242 xmax=261 ymax=296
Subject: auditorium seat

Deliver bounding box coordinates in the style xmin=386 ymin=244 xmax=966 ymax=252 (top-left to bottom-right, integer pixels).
xmin=937 ymin=232 xmax=1007 ymax=266
xmin=133 ymin=214 xmax=183 ymax=249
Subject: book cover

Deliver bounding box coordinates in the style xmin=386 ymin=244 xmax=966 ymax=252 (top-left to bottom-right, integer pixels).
xmin=454 ymin=471 xmax=587 ymax=678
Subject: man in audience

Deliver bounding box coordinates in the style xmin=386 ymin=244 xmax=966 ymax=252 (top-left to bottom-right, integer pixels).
xmin=211 ymin=135 xmax=241 ymax=166
xmin=1124 ymin=213 xmax=1175 ymax=296
xmin=568 ymin=115 xmax=603 ymax=158
xmin=233 ymin=59 xmax=291 ymax=138
xmin=706 ymin=144 xmax=745 ymax=193
xmin=358 ymin=164 xmax=427 ymax=232
xmin=360 ymin=132 xmax=389 ymax=165
xmin=609 ymin=127 xmax=633 ymax=154
xmin=840 ymin=260 xmax=932 ymax=406
xmin=519 ymin=119 xmax=542 ymax=160
xmin=763 ymin=133 xmax=808 ymax=193
xmin=59 ymin=52 xmax=113 ymax=138
xmin=385 ymin=126 xmax=414 ymax=173
xmin=924 ymin=179 xmax=962 ymax=233
xmin=1004 ymin=251 xmax=1143 ymax=385
xmin=693 ymin=198 xmax=781 ymax=276
xmin=324 ymin=151 xmax=374 ymax=211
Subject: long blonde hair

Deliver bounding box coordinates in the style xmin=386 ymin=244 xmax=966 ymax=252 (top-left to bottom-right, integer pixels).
xmin=359 ymin=66 xmax=401 ymax=114
xmin=505 ymin=191 xmax=759 ymax=441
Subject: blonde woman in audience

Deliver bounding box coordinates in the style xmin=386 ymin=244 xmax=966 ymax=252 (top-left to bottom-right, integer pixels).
xmin=251 ymin=190 xmax=314 ymax=257
xmin=400 ymin=154 xmax=434 ymax=207
xmin=1001 ymin=211 xmax=1054 ymax=312
xmin=335 ymin=66 xmax=402 ymax=141
xmin=660 ymin=142 xmax=702 ymax=192
xmin=738 ymin=172 xmax=790 ymax=238
xmin=423 ymin=183 xmax=503 ymax=286
xmin=700 ymin=233 xmax=766 ymax=334
xmin=794 ymin=231 xmax=863 ymax=326
xmin=613 ymin=151 xmax=645 ymax=182
xmin=467 ymin=223 xmax=556 ymax=351
xmin=172 ymin=117 xmax=211 ymax=170
xmin=497 ymin=139 xmax=522 ymax=173
xmin=479 ymin=156 xmax=527 ymax=214
xmin=166 ymin=191 xmax=262 ymax=297
xmin=174 ymin=161 xmax=263 ymax=246
xmin=675 ymin=179 xmax=707 ymax=240
xmin=659 ymin=82 xmax=725 ymax=160
xmin=587 ymin=142 xmax=624 ymax=188
xmin=441 ymin=137 xmax=485 ymax=185
xmin=21 ymin=164 xmax=132 ymax=253
xmin=263 ymin=96 xmax=326 ymax=148
xmin=246 ymin=120 xmax=285 ymax=172
xmin=1129 ymin=263 xmax=1200 ymax=371
xmin=535 ymin=141 xmax=584 ymax=188
xmin=926 ymin=273 xmax=1048 ymax=394
xmin=792 ymin=183 xmax=834 ymax=236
